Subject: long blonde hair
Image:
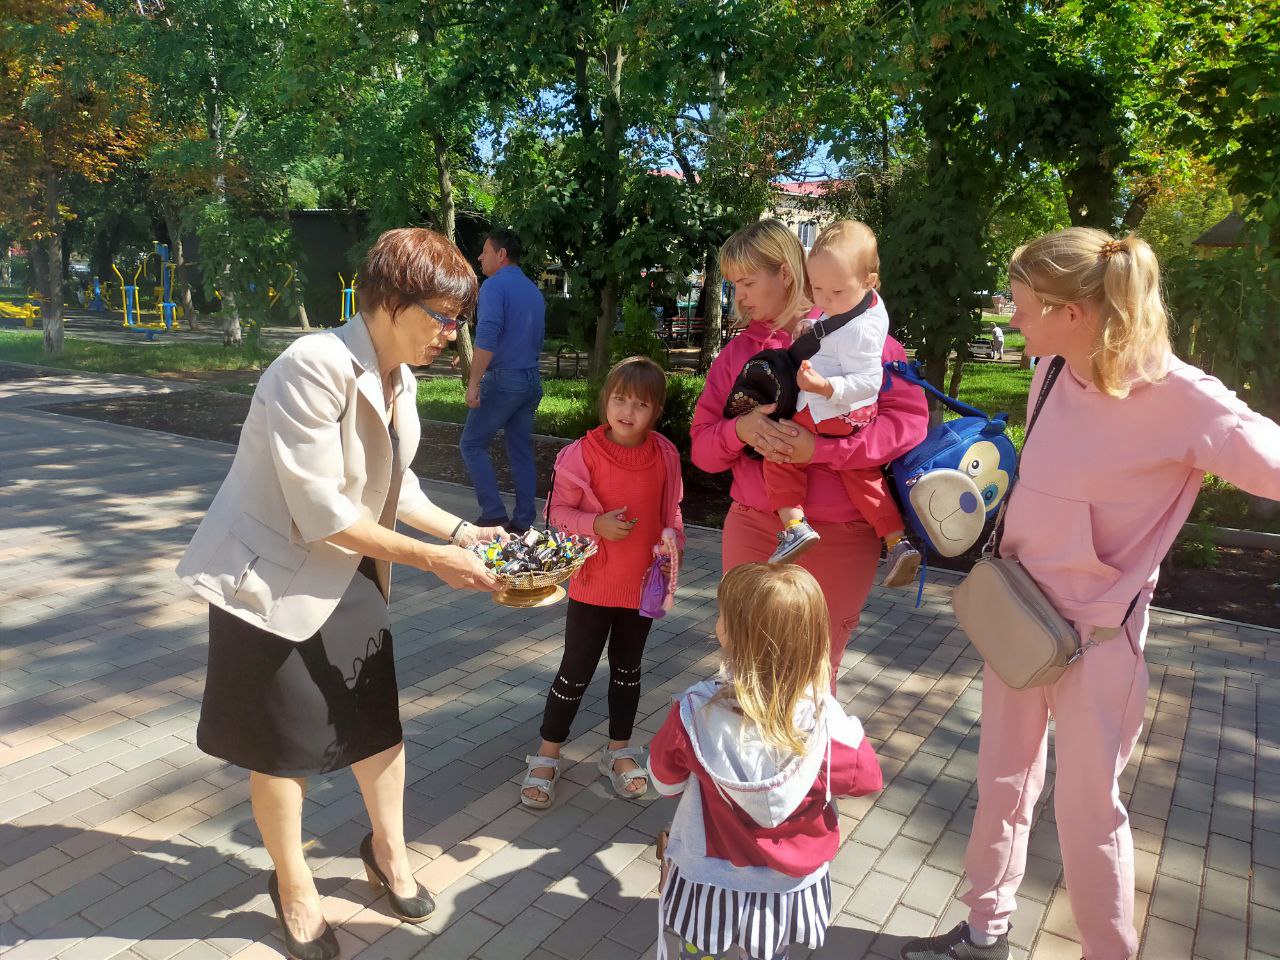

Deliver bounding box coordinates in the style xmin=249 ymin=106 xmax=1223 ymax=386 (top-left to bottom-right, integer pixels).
xmin=1008 ymin=227 xmax=1172 ymax=398
xmin=715 ymin=564 xmax=830 ymax=755
xmin=719 ymin=219 xmax=813 ymax=329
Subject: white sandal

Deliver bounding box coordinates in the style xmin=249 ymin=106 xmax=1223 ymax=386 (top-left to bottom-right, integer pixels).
xmin=598 ymin=745 xmax=649 ymax=798
xmin=519 ymin=755 xmax=560 ymax=810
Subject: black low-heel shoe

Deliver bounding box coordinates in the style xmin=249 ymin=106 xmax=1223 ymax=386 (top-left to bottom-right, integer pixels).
xmin=266 ymin=872 xmax=340 ymax=960
xmin=359 ymin=832 xmax=435 ymax=923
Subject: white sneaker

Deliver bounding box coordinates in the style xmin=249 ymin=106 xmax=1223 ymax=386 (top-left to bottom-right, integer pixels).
xmin=770 ymin=522 xmax=820 ymax=563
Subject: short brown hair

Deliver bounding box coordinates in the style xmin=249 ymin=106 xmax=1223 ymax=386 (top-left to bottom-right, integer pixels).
xmin=812 ymin=220 xmax=880 ymax=288
xmin=358 ymin=227 xmax=478 ymax=321
xmin=598 ymin=356 xmax=667 ymax=423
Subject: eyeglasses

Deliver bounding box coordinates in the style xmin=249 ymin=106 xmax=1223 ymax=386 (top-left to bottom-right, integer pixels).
xmin=420 ymin=304 xmax=459 ymax=334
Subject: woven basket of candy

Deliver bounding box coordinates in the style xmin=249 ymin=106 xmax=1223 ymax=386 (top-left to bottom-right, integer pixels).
xmin=472 ymin=529 xmax=598 ymax=608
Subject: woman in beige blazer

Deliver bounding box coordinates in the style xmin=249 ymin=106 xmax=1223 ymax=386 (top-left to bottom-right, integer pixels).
xmin=177 ymin=228 xmax=503 ymax=960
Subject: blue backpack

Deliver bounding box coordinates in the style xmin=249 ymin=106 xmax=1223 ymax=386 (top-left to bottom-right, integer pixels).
xmin=882 ymin=360 xmax=1017 ymax=559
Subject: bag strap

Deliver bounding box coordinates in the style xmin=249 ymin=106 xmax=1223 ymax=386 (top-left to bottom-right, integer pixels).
xmin=882 ymin=359 xmax=993 ymax=420
xmin=789 ymin=290 xmax=875 ymax=361
xmin=987 ymin=356 xmax=1065 ymax=557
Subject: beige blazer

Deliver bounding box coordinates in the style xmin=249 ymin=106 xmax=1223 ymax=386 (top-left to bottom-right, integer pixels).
xmin=176 ymin=314 xmax=434 ymax=641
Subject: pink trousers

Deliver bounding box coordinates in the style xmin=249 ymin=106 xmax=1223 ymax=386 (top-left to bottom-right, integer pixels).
xmin=721 ymin=502 xmax=880 ymax=678
xmin=961 ymin=614 xmax=1150 ymax=960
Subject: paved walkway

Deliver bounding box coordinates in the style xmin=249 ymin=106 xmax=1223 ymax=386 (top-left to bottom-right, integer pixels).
xmin=0 ymin=370 xmax=1277 ymax=960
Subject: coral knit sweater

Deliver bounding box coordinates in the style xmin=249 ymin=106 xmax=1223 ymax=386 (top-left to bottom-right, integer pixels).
xmin=568 ymin=426 xmax=665 ymax=609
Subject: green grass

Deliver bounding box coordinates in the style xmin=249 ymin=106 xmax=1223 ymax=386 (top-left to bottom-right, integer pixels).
xmin=416 ymin=376 xmax=601 ymax=436
xmin=0 ymin=330 xmax=279 ymax=377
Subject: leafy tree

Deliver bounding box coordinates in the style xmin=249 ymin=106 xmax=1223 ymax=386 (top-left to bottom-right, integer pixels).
xmin=0 ymin=0 xmax=152 ymax=353
xmin=1163 ymin=0 xmax=1280 ymax=250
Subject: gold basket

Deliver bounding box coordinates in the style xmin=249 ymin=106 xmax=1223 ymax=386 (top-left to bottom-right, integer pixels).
xmin=491 ymin=543 xmax=597 ymax=608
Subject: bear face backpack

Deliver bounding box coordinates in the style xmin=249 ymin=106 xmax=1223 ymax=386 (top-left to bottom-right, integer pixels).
xmin=880 ymin=360 xmax=1018 ymax=558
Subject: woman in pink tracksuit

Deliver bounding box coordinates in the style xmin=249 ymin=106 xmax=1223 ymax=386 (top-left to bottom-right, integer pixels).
xmin=691 ymin=219 xmax=929 ymax=677
xmin=900 ymin=228 xmax=1280 ymax=960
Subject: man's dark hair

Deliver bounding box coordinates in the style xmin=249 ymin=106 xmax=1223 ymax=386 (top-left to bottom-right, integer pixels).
xmin=484 ymin=227 xmax=522 ymax=264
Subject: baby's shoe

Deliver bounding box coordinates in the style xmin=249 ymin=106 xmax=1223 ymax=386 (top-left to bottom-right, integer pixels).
xmin=770 ymin=521 xmax=820 ymax=563
xmin=883 ymin=538 xmax=922 ymax=588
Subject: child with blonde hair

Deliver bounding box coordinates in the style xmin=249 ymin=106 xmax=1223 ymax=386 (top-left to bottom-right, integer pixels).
xmin=649 ymin=564 xmax=883 ymax=960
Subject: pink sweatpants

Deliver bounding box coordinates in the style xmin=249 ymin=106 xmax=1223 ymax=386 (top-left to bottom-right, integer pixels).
xmin=721 ymin=502 xmax=880 ymax=678
xmin=961 ymin=614 xmax=1150 ymax=960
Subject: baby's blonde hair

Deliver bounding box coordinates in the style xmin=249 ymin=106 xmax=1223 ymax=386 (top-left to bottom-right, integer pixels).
xmin=1009 ymin=227 xmax=1172 ymax=398
xmin=811 ymin=220 xmax=881 ymax=290
xmin=715 ymin=563 xmax=831 ymax=755
xmin=719 ymin=219 xmax=813 ymax=329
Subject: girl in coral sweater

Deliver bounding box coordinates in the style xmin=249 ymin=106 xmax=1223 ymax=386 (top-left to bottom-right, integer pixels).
xmin=520 ymin=357 xmax=685 ymax=809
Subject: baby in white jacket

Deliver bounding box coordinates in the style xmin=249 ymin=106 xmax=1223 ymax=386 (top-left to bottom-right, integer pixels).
xmin=765 ymin=221 xmax=921 ymax=588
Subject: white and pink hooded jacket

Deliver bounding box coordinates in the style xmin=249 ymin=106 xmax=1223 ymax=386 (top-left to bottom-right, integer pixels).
xmin=648 ymin=679 xmax=882 ymax=894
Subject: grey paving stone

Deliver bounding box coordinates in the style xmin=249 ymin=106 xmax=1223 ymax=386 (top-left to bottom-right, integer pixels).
xmin=474 ymin=905 xmax=561 ymax=960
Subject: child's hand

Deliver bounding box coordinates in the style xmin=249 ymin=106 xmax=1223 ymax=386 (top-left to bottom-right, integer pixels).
xmin=594 ymin=506 xmax=637 ymax=541
xmin=797 ymin=360 xmax=834 ymax=398
xmin=656 ymin=527 xmax=679 ymax=560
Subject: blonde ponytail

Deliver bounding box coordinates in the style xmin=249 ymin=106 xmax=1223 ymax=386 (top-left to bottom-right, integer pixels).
xmin=1009 ymin=227 xmax=1172 ymax=397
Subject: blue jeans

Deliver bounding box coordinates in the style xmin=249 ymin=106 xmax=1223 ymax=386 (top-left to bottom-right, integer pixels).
xmin=460 ymin=367 xmax=543 ymax=528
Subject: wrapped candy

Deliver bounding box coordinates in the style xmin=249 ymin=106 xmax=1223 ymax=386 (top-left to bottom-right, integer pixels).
xmin=471 ymin=528 xmax=596 ymax=576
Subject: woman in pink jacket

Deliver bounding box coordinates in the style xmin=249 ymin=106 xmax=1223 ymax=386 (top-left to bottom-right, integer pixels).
xmin=900 ymin=228 xmax=1280 ymax=960
xmin=691 ymin=219 xmax=929 ymax=677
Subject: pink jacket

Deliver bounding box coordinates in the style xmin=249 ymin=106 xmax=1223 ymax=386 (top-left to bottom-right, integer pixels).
xmin=546 ymin=429 xmax=687 ymax=548
xmin=691 ymin=320 xmax=929 ymax=522
xmin=1004 ymin=358 xmax=1280 ymax=641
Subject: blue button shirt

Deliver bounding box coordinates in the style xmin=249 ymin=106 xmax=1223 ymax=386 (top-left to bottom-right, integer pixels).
xmin=474 ymin=265 xmax=545 ymax=370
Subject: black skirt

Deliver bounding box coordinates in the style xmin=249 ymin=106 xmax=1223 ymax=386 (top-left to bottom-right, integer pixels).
xmin=197 ymin=558 xmax=403 ymax=776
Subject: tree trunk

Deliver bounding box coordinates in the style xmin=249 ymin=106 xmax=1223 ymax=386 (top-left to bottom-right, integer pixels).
xmin=947 ymin=351 xmax=964 ymax=399
xmin=698 ymin=251 xmax=724 ymax=372
xmin=697 ymin=49 xmax=727 ymax=374
xmin=163 ymin=209 xmax=198 ymax=330
xmin=207 ymin=43 xmax=241 ymax=346
xmin=296 ymin=297 xmax=311 ymax=330
xmin=42 ymin=169 xmax=64 ymax=355
xmin=589 ymin=43 xmax=625 ymax=378
xmin=433 ymin=130 xmax=474 ymax=379
xmin=593 ymin=276 xmax=617 ymax=377
xmin=923 ymin=351 xmax=949 ymax=428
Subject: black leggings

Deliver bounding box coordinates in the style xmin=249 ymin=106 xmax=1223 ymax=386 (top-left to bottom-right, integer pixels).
xmin=539 ymin=598 xmax=653 ymax=744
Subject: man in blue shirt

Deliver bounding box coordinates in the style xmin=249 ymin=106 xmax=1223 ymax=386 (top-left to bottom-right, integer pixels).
xmin=461 ymin=228 xmax=546 ymax=533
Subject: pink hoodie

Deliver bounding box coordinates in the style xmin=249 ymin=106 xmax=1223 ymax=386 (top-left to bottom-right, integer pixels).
xmin=1004 ymin=358 xmax=1280 ymax=642
xmin=691 ymin=320 xmax=930 ymax=522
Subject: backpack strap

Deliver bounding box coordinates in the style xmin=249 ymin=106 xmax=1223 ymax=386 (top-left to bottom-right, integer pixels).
xmin=882 ymin=359 xmax=992 ymax=420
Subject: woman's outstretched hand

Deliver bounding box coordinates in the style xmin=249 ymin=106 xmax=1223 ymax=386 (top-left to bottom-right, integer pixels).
xmin=425 ymin=546 xmax=498 ymax=591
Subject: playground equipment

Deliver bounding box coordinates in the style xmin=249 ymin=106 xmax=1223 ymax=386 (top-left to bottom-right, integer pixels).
xmin=338 ymin=272 xmax=357 ymax=322
xmin=89 ymin=276 xmax=104 ymax=312
xmin=0 ymin=299 xmax=40 ymax=327
xmin=112 ymin=243 xmax=182 ymax=340
xmin=268 ymin=263 xmax=295 ymax=307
